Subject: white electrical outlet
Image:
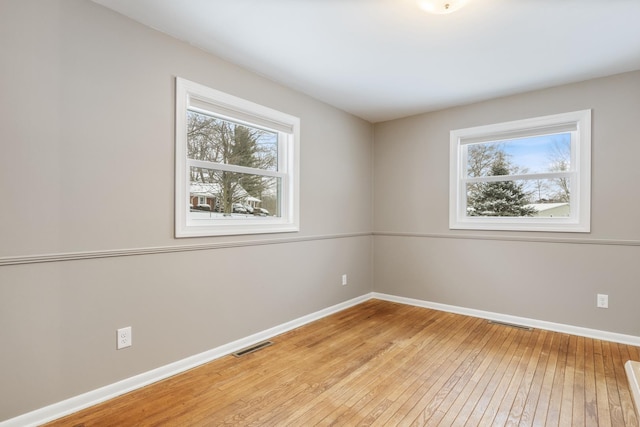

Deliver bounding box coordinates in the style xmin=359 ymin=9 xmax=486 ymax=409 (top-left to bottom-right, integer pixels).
xmin=117 ymin=326 xmax=132 ymax=349
xmin=597 ymin=294 xmax=608 ymax=309
xmin=342 ymin=274 xmax=348 ymax=286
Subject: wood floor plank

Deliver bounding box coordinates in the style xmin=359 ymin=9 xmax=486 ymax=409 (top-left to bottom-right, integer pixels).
xmin=594 ymin=339 xmax=613 ymax=427
xmin=602 ymin=341 xmax=626 ymax=427
xmin=545 ymin=333 xmax=569 ymax=426
xmin=572 ymin=336 xmax=586 ymax=426
xmin=42 ymin=300 xmax=640 ymax=427
xmin=558 ymin=334 xmax=577 ymax=426
xmin=531 ymin=331 xmax=562 ymax=426
xmin=584 ymin=337 xmax=599 ymax=427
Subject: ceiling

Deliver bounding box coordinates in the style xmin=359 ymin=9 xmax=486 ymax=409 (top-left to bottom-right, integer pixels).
xmin=92 ymin=0 xmax=640 ymax=123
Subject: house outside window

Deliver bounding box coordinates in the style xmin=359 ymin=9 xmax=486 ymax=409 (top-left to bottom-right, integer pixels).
xmin=449 ymin=110 xmax=591 ymax=232
xmin=175 ymin=77 xmax=300 ymax=237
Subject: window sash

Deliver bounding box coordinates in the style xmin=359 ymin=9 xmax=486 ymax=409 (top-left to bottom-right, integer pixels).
xmin=187 ymin=159 xmax=285 ymax=179
xmin=188 ymin=98 xmax=294 ymax=134
xmin=463 ymin=171 xmax=573 ymax=184
xmin=458 ymin=122 xmax=577 ymax=145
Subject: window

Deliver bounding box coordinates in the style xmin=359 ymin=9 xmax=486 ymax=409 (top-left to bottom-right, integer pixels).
xmin=449 ymin=110 xmax=591 ymax=232
xmin=175 ymin=77 xmax=299 ymax=237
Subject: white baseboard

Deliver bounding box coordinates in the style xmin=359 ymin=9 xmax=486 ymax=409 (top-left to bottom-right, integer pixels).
xmin=5 ymin=291 xmax=639 ymax=426
xmin=0 ymin=293 xmax=373 ymax=427
xmin=372 ymin=292 xmax=640 ymax=346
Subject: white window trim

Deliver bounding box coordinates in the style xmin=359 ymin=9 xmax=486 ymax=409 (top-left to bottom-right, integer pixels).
xmin=449 ymin=110 xmax=591 ymax=233
xmin=175 ymin=77 xmax=300 ymax=238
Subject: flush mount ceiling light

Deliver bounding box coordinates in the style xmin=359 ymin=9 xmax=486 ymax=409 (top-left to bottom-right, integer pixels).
xmin=417 ymin=0 xmax=470 ymax=14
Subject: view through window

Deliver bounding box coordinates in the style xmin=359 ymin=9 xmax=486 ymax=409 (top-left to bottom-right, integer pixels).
xmin=465 ymin=133 xmax=571 ymax=218
xmin=187 ymin=111 xmax=280 ymax=219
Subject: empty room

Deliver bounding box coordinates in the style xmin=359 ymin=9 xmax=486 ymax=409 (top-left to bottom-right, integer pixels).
xmin=2 ymin=0 xmax=640 ymax=425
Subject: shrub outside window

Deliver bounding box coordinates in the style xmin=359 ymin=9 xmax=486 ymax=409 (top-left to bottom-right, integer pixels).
xmin=449 ymin=110 xmax=591 ymax=232
xmin=175 ymin=77 xmax=300 ymax=237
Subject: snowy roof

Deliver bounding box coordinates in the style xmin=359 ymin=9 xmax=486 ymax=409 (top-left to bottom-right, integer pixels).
xmin=190 ymin=182 xmax=220 ymax=197
xmin=526 ymin=203 xmax=568 ymax=212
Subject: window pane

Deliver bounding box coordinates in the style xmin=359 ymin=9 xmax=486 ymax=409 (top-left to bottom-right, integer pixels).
xmin=187 ymin=111 xmax=278 ymax=171
xmin=466 ymin=178 xmax=570 ymax=217
xmin=466 ymin=133 xmax=571 ymax=177
xmin=189 ymin=167 xmax=280 ymax=219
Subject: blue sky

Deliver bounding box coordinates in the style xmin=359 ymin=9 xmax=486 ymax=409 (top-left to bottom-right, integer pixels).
xmin=500 ymin=133 xmax=570 ymax=173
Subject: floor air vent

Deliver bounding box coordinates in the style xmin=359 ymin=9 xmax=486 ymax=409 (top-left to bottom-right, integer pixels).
xmin=232 ymin=340 xmax=274 ymax=357
xmin=488 ymin=320 xmax=533 ymax=331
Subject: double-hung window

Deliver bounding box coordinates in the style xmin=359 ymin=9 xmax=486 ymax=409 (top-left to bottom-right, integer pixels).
xmin=449 ymin=110 xmax=591 ymax=232
xmin=175 ymin=77 xmax=300 ymax=237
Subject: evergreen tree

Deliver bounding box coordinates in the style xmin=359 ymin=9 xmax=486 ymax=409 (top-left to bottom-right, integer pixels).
xmin=469 ymin=153 xmax=536 ymax=217
xmin=466 ymin=143 xmax=502 ymax=211
xmin=219 ymin=122 xmax=262 ymax=214
xmin=231 ymin=125 xmax=263 ymax=199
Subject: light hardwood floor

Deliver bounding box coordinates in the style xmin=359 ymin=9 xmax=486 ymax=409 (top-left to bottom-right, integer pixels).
xmin=45 ymin=299 xmax=639 ymax=426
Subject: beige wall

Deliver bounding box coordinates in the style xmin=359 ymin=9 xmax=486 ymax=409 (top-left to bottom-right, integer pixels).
xmin=374 ymin=71 xmax=640 ymax=336
xmin=0 ymin=0 xmax=373 ymax=421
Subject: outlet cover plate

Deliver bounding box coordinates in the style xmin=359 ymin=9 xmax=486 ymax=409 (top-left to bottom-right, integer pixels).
xmin=117 ymin=326 xmax=132 ymax=349
xmin=597 ymin=294 xmax=608 ymax=309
